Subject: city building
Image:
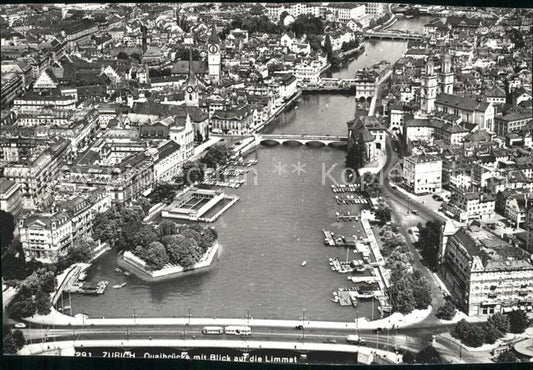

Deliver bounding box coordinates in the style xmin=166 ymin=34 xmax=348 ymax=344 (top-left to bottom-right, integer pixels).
xmin=0 ymin=178 xmax=22 ymax=216
xmin=211 ymin=105 xmax=253 ymax=135
xmin=18 ymin=211 xmax=73 ymax=263
xmin=440 ymin=224 xmax=533 ymax=316
xmin=443 ymin=192 xmax=496 ymax=222
xmin=435 ymin=93 xmax=495 ymax=132
xmin=494 ymin=111 xmax=533 ymax=138
xmin=402 ymin=154 xmax=443 ymax=194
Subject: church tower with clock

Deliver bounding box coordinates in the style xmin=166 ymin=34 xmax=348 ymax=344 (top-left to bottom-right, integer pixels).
xmin=183 ymin=48 xmax=199 ymax=107
xmin=207 ymin=23 xmax=221 ymax=83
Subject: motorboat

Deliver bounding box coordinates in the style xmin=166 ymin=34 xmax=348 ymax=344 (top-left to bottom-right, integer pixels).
xmin=301 ymin=261 xmax=307 ymax=267
xmin=112 ymin=282 xmax=127 ymax=289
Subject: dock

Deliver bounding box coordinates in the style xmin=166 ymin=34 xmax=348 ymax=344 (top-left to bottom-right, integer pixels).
xmin=337 ymin=290 xmax=353 ymax=306
xmin=322 ymin=229 xmax=336 ymax=246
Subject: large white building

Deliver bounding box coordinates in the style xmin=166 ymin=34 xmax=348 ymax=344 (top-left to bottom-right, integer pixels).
xmin=19 ymin=211 xmax=73 ymax=263
xmin=293 ymin=63 xmax=321 ymax=85
xmin=440 ymin=224 xmax=533 ymax=317
xmin=402 ymin=154 xmax=443 ymax=194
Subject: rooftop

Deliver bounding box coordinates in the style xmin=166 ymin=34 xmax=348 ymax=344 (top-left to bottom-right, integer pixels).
xmin=452 ymin=225 xmax=532 ymax=271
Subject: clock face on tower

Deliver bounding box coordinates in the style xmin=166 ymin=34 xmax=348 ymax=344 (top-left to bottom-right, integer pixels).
xmin=208 ymin=44 xmax=219 ymax=54
xmin=186 ymin=86 xmax=194 ymax=93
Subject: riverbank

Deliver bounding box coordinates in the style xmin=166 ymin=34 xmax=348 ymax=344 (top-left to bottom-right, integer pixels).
xmin=255 ymin=90 xmax=302 ymax=133
xmin=118 ymin=241 xmax=219 ymax=283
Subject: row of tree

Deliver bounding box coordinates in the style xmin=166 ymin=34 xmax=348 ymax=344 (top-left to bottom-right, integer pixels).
xmin=387 ymin=244 xmax=432 ymax=314
xmin=452 ymin=311 xmax=529 ymax=348
xmin=7 ymin=267 xmax=57 ymax=319
xmin=417 ymin=220 xmax=442 ymax=271
xmin=133 ymin=221 xmax=218 ymax=270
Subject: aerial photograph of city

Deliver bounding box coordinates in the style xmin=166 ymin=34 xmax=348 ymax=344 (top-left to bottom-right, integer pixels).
xmin=1 ymin=1 xmax=532 ymax=367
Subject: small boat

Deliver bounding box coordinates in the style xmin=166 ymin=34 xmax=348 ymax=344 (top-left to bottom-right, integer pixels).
xmin=78 ymin=272 xmax=87 ymax=281
xmin=113 ymin=282 xmax=127 ymax=289
xmin=301 ymin=261 xmax=307 ymax=267
xmin=114 ymin=268 xmax=122 ymax=273
xmin=123 ymin=271 xmax=131 ymax=276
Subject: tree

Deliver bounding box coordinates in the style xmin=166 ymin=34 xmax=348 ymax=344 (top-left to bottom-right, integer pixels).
xmin=496 ymin=350 xmax=517 ymax=363
xmin=3 ymin=333 xmax=18 ymax=354
xmin=417 ymin=221 xmax=443 ymax=271
xmin=39 ymin=271 xmax=56 ymax=294
xmin=415 ymin=345 xmax=442 ymax=364
xmin=402 ymin=350 xmax=415 ymax=364
xmin=200 ymin=145 xmax=231 ymax=169
xmin=140 ymin=241 xmax=169 ymax=270
xmin=452 ymin=319 xmax=470 ymax=341
xmin=159 ymin=220 xmax=177 ymax=237
xmin=8 ymin=297 xmax=36 ymax=319
xmin=35 ymin=290 xmax=52 ymax=315
xmin=279 ymin=11 xmax=290 ymax=25
xmin=324 ymin=33 xmax=333 ymax=61
xmin=92 ymin=209 xmax=122 ymax=246
xmin=508 ymin=310 xmax=529 ymax=334
xmin=131 ymin=225 xmax=159 ymax=250
xmin=482 ymin=323 xmax=501 ymax=344
xmin=463 ymin=324 xmax=486 ymax=348
xmin=249 ymin=4 xmax=265 ymax=16
xmin=0 ymin=210 xmax=15 ymax=254
xmin=436 ymin=300 xmax=456 ymax=320
xmin=389 ymin=278 xmax=416 ymax=314
xmin=12 ymin=330 xmax=25 ymax=348
xmin=117 ymin=51 xmax=129 ymax=59
xmin=150 ymin=183 xmax=178 ymax=204
xmin=410 ymin=271 xmax=432 ymax=309
xmin=375 ymin=206 xmax=392 ymax=225
xmin=289 ymin=14 xmax=324 ymax=38
xmin=136 ymin=196 xmax=152 ymax=214
xmin=182 ymin=161 xmax=205 ymax=185
xmin=487 ymin=312 xmax=510 ymax=334
xmin=70 ymin=237 xmax=96 ymax=263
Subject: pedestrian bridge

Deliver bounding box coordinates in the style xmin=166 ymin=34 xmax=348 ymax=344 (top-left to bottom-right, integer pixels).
xmin=256 ymin=134 xmax=348 ymax=148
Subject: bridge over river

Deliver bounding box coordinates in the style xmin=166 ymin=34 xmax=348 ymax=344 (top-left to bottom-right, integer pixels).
xmin=256 ymin=134 xmax=348 ymax=147
xmin=363 ymin=30 xmax=424 ymax=41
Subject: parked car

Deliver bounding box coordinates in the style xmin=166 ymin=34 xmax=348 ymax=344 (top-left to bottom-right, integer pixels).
xmin=323 ymin=338 xmax=337 ymax=344
xmin=14 ymin=323 xmax=26 ymax=328
xmin=294 ymin=325 xmax=304 ymax=330
xmin=372 ymin=327 xmax=384 ymax=334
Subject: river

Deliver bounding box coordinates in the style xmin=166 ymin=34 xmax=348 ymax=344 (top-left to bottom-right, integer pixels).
xmin=67 ymin=17 xmax=433 ymax=322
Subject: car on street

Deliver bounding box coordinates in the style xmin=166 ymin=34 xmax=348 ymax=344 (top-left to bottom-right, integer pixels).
xmin=294 ymin=325 xmax=304 ymax=330
xmin=323 ymin=338 xmax=337 ymax=344
xmin=411 ymin=209 xmax=418 ymax=215
xmin=372 ymin=328 xmax=384 ymax=334
xmin=14 ymin=323 xmax=26 ymax=328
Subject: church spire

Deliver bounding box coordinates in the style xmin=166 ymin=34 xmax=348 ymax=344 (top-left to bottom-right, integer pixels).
xmin=186 ymin=46 xmax=197 ymax=86
xmin=208 ymin=21 xmax=220 ymax=45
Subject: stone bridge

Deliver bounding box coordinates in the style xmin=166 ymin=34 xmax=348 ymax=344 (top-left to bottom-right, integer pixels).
xmin=256 ymin=134 xmax=348 ymax=148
